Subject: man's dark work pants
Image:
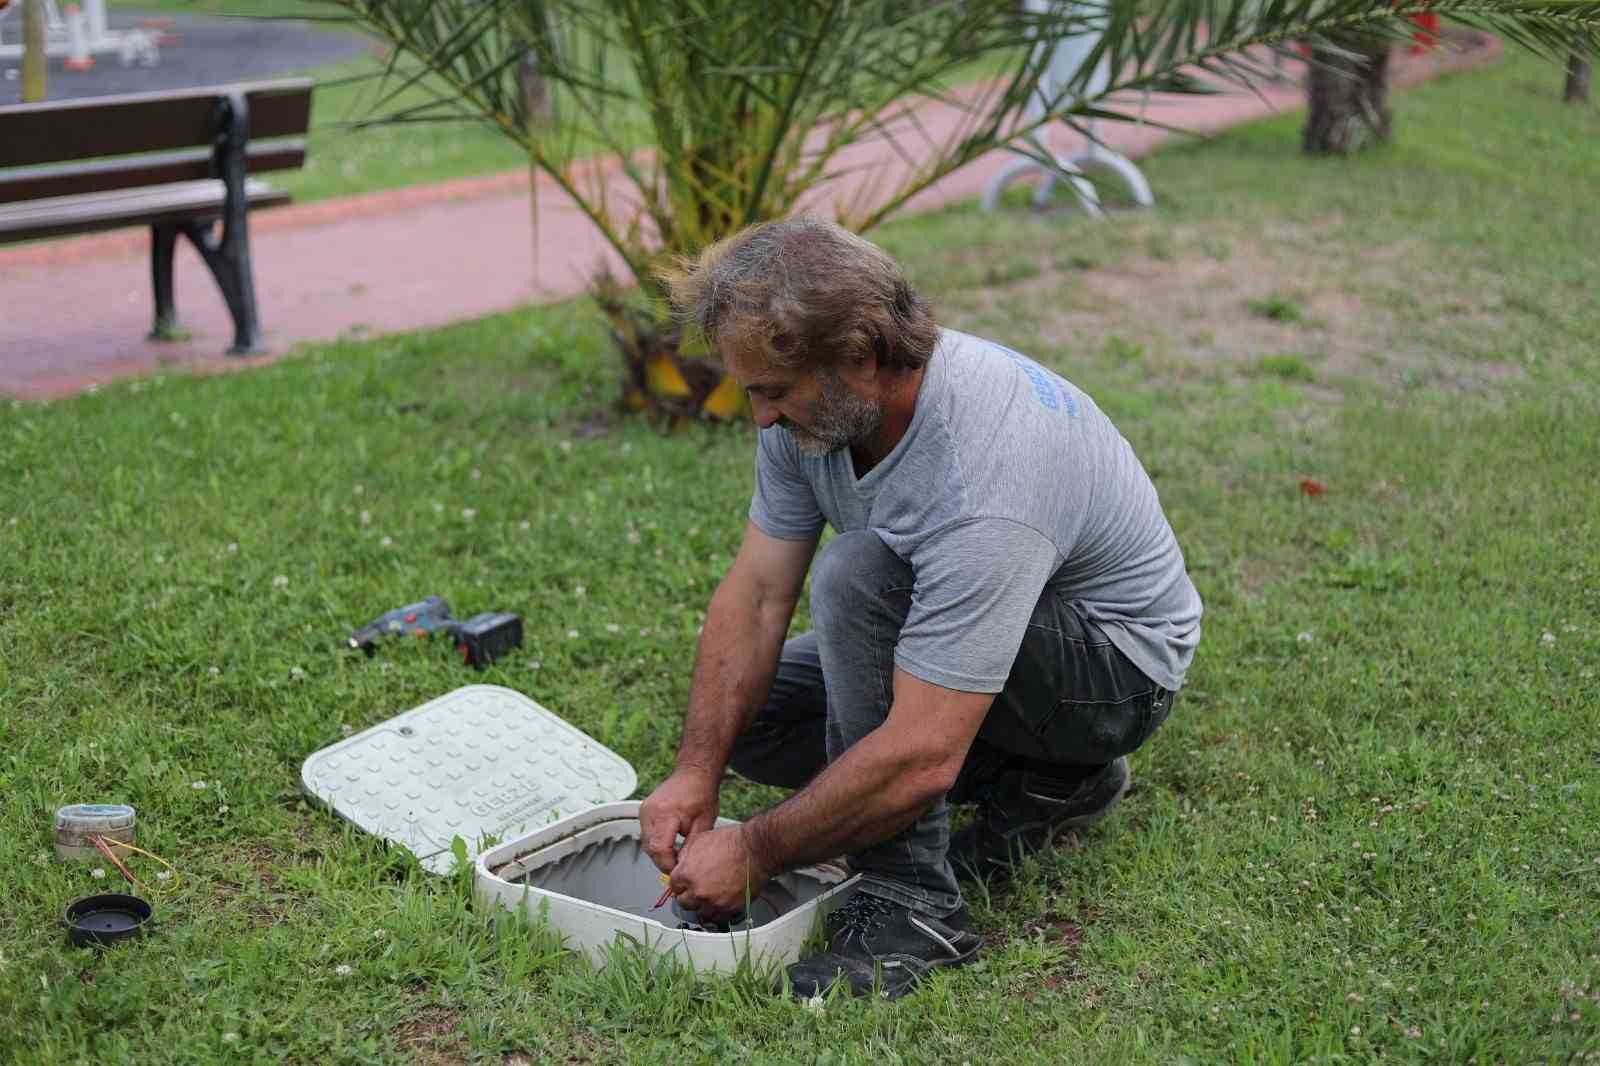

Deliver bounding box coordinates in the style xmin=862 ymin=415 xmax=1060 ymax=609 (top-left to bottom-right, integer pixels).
xmin=728 ymin=530 xmax=1176 ymax=918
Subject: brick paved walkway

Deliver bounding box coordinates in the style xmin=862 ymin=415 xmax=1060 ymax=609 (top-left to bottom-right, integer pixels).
xmin=0 ymin=39 xmax=1498 ymax=401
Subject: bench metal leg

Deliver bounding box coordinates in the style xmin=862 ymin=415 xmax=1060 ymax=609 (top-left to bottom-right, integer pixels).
xmin=146 ymin=91 xmax=266 ymax=356
xmin=178 ymin=218 xmax=262 ymax=355
xmin=148 ymin=223 xmax=183 ymax=342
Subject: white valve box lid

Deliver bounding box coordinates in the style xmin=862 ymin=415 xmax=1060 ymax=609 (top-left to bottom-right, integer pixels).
xmin=300 ymin=685 xmax=637 ymax=873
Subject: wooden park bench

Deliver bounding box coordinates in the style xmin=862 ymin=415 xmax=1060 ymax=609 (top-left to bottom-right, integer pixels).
xmin=0 ymin=79 xmax=312 ymax=354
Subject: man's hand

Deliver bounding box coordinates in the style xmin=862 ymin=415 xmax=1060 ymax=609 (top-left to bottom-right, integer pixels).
xmin=638 ymin=767 xmax=721 ymax=874
xmin=667 ymin=824 xmax=773 ymax=919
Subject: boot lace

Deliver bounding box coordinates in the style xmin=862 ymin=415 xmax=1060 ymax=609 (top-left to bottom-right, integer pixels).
xmin=832 ymin=891 xmax=895 ymax=941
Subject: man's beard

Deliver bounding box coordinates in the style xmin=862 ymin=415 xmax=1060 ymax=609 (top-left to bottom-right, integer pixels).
xmin=779 ymin=370 xmax=883 ymax=457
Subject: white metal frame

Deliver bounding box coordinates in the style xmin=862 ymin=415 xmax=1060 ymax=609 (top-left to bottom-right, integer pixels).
xmin=982 ymin=0 xmax=1152 ymax=218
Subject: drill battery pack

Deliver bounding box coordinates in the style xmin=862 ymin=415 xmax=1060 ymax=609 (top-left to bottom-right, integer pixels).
xmin=451 ymin=612 xmax=523 ymax=670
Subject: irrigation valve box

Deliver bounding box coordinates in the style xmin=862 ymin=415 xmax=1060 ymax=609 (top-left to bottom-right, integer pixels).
xmin=301 ymin=685 xmax=857 ymax=972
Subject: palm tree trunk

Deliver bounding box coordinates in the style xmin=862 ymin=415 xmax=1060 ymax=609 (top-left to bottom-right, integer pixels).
xmin=1303 ymin=33 xmax=1393 ymax=154
xmin=1565 ymin=53 xmax=1593 ymax=103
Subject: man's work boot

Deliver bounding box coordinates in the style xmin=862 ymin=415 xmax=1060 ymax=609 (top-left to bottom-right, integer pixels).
xmin=782 ymin=892 xmax=983 ymax=1000
xmin=948 ymin=756 xmax=1131 ymax=883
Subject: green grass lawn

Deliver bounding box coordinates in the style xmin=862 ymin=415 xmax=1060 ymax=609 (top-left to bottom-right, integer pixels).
xmin=3 ymin=47 xmax=1599 ymax=1065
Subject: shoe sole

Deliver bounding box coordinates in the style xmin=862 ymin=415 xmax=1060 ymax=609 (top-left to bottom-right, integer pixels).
xmin=956 ymin=760 xmax=1133 ymax=882
xmin=1047 ymin=758 xmax=1132 ymax=831
xmin=880 ymin=934 xmax=985 ymax=1000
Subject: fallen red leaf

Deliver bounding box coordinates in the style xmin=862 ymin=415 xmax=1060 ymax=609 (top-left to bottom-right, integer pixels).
xmin=1299 ymin=477 xmax=1327 ymax=497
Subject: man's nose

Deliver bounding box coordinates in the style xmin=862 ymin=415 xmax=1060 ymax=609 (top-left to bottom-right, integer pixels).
xmin=750 ymin=393 xmax=780 ymax=429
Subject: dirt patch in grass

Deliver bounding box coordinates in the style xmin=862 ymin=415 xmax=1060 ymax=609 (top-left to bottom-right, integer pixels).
xmin=935 ymin=217 xmax=1525 ymax=397
xmin=502 ymin=1029 xmax=618 ymax=1064
xmin=393 ymin=1004 xmax=469 ymax=1066
xmin=1237 ymin=556 xmax=1297 ymax=602
xmin=208 ymin=842 xmax=303 ymax=927
xmin=988 ymin=899 xmax=1101 ymax=1001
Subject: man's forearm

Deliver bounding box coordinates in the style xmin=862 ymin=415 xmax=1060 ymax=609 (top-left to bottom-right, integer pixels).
xmin=674 ymin=576 xmax=793 ymax=776
xmin=741 ymin=725 xmax=952 ymax=876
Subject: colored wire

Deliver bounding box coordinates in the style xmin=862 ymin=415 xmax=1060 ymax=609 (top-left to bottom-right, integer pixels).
xmin=87 ymin=835 xmax=180 ymax=895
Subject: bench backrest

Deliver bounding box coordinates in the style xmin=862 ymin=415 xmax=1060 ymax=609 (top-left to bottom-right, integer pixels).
xmin=0 ymin=79 xmax=312 ymax=203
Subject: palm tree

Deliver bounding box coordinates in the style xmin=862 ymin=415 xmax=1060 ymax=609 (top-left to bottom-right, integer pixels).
xmin=309 ymin=0 xmax=1600 ymax=420
xmin=1566 ymin=51 xmax=1593 ymax=100
xmin=1303 ymin=32 xmax=1393 ymax=153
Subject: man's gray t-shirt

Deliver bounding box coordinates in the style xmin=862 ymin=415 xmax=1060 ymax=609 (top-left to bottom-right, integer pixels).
xmin=749 ymin=328 xmax=1202 ymax=693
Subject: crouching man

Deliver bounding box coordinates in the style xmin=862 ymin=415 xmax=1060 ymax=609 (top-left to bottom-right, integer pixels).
xmin=638 ymin=217 xmax=1202 ymax=1000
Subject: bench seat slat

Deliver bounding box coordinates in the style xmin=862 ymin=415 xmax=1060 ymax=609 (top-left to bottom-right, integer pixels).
xmin=0 ymin=179 xmax=290 ymax=242
xmin=0 ymin=141 xmax=306 ymax=204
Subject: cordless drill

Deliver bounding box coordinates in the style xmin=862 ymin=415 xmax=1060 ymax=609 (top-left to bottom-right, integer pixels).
xmin=347 ymin=596 xmax=523 ymax=669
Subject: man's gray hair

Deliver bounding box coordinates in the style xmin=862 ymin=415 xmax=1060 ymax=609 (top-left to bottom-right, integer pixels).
xmin=660 ymin=217 xmax=938 ymax=373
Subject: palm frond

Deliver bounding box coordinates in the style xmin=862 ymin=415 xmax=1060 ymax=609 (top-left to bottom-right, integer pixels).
xmin=306 ymin=0 xmax=1600 ymax=296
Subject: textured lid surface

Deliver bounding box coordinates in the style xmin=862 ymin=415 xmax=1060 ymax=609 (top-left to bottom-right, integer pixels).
xmin=56 ymin=804 xmax=137 ymax=832
xmin=300 ymin=685 xmax=636 ymax=873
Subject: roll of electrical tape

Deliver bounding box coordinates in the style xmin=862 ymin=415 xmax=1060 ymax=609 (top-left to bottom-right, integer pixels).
xmin=55 ymin=804 xmax=137 ymax=862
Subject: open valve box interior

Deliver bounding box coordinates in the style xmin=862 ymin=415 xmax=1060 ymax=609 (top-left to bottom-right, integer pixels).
xmin=301 ymin=685 xmax=858 ymax=971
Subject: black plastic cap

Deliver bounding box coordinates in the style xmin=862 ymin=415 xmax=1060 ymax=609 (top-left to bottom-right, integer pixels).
xmin=64 ymin=893 xmax=153 ymax=949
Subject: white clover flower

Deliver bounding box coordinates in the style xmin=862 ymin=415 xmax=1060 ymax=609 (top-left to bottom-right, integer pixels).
xmin=227 ymin=542 xmax=238 ymax=553
xmin=805 ymin=994 xmax=826 ymax=1016
xmin=626 ymin=529 xmax=641 ymax=545
xmin=380 ymin=536 xmax=394 ymax=547
xmin=218 ymin=805 xmax=230 ymax=816
xmin=605 ymin=623 xmax=620 ymax=634
xmin=574 ymin=585 xmax=586 ymax=597
xmin=470 ymin=468 xmax=482 ymax=481
xmin=90 ymin=867 xmax=106 ymax=880
xmin=272 ymin=575 xmax=288 ymax=589
xmin=340 ymin=723 xmax=354 ymax=737
xmin=519 ymin=520 xmax=531 ymax=531
xmin=372 ymin=928 xmax=388 ymax=940
xmin=1350 ymin=1026 xmax=1361 ymax=1037
xmin=559 ymin=441 xmax=573 ymax=453
xmin=566 ymin=629 xmax=580 ymax=639
xmin=192 ymin=780 xmax=208 ymax=790
xmin=334 ymin=964 xmax=353 ymax=977
xmin=156 ymin=870 xmax=172 ymax=882
xmin=1296 ymin=631 xmax=1314 ymax=643
xmin=222 ymin=1032 xmax=240 ymax=1044
xmin=1541 ymin=631 xmax=1557 ymax=647
xmin=359 ymin=510 xmax=371 ymax=525
xmin=462 ymin=508 xmax=477 ymax=520
xmin=208 ymin=666 xmax=221 ymax=677
xmin=529 ymin=660 xmax=541 ymax=670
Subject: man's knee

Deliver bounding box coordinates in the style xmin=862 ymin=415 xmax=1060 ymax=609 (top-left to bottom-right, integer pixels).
xmin=809 ymin=530 xmax=909 ymax=628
